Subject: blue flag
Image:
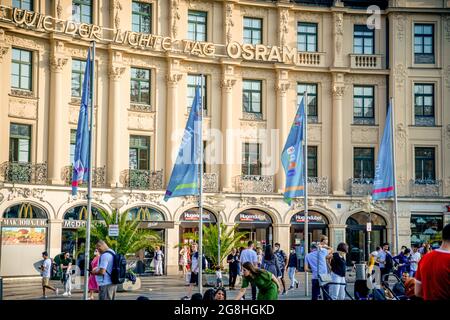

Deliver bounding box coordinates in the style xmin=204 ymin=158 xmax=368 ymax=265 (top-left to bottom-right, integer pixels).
xmin=164 ymin=86 xmax=202 ymax=201
xmin=71 ymin=48 xmax=91 ymax=195
xmin=281 ymin=97 xmax=305 ymax=204
xmin=372 ymin=103 xmax=394 ymax=200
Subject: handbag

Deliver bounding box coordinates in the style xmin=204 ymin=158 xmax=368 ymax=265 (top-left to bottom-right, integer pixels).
xmin=317 ymin=247 xmax=331 ymax=285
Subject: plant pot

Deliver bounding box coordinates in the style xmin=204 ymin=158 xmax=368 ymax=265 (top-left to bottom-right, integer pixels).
xmin=117 ymin=277 xmax=141 ymax=292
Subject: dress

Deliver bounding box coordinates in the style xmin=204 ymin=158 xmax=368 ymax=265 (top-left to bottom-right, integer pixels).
xmin=88 ymin=255 xmax=99 ymax=291
xmin=242 ymin=270 xmax=278 ymax=300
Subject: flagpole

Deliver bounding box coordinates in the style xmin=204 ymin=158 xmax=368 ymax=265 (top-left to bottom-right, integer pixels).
xmin=390 ymin=97 xmax=399 ymax=254
xmin=198 ymin=75 xmax=204 ymax=294
xmin=303 ymin=91 xmax=309 ymax=297
xmin=83 ymin=41 xmax=95 ymax=300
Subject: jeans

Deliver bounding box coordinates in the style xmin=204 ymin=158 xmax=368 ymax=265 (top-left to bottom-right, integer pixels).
xmin=329 ymin=272 xmax=346 ymax=300
xmin=229 ymin=271 xmax=237 ymax=288
xmin=288 ymin=267 xmax=298 ymax=288
xmin=155 ymin=260 xmax=163 ymax=275
xmin=63 ymin=273 xmax=72 ymax=293
xmin=311 ymin=279 xmax=320 ymax=300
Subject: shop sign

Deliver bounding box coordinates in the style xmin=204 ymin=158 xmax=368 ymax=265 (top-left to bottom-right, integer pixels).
xmin=63 ymin=220 xmax=86 ymax=229
xmin=1 ymin=218 xmax=47 ymax=227
xmin=291 ymin=214 xmax=325 ymax=224
xmin=182 ymin=212 xmax=212 ymax=222
xmin=366 ymin=222 xmax=372 ymax=232
xmin=138 ymin=221 xmax=175 ymax=229
xmin=0 ymin=6 xmax=322 ymax=67
xmin=239 ymin=212 xmax=270 ymax=223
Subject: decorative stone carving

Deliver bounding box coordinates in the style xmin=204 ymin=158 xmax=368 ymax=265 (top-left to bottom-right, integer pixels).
xmin=394 ymin=64 xmax=406 ymax=88
xmin=181 ymin=195 xmax=198 ymax=207
xmin=109 ymin=65 xmax=126 ymax=80
xmin=9 ymin=97 xmax=37 ymax=119
xmin=127 ymin=192 xmax=163 ymax=206
xmin=332 ymin=85 xmax=345 ymax=97
xmin=128 ymin=112 xmax=154 ymax=131
xmin=349 ymin=200 xmax=364 ymax=212
xmin=69 ymin=190 xmax=87 ymax=202
xmin=0 ymin=192 xmax=4 ymax=204
xmin=171 ymin=0 xmax=181 ymax=38
xmin=395 ymin=14 xmax=406 ymax=41
xmin=275 ymin=81 xmax=290 ymax=94
xmin=234 ymin=175 xmax=274 ymax=194
xmin=130 ymin=103 xmax=152 ymax=113
xmin=221 ymin=78 xmax=236 ymax=92
xmin=57 ymin=0 xmax=62 ymax=19
xmin=225 ymin=3 xmax=234 ymax=44
xmin=308 ymin=177 xmax=329 ymax=196
xmin=10 ymin=89 xmax=34 ymax=98
xmin=279 ymin=9 xmax=289 ymax=46
xmin=0 ymin=45 xmax=8 ymax=62
xmin=6 ymin=187 xmax=45 ymax=201
xmin=291 ymin=198 xmax=304 ymax=211
xmin=50 ymin=55 xmax=68 ymax=72
xmin=351 ymin=127 xmax=378 ymax=143
xmin=396 ymin=123 xmax=407 ymax=149
xmin=167 ymin=73 xmax=182 ymax=85
xmin=296 ymin=12 xmax=320 ymax=23
xmin=237 ymin=196 xmax=272 ymax=209
xmin=6 ymin=35 xmax=45 ymax=51
xmin=334 ymin=13 xmax=344 ymax=35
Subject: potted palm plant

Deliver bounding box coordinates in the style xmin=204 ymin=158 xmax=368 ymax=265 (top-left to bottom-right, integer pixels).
xmin=77 ymin=209 xmax=163 ymax=291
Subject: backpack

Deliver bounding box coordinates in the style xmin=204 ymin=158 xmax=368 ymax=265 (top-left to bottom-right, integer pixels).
xmin=262 ymin=257 xmax=281 ymax=277
xmin=384 ymin=252 xmax=393 ymax=270
xmin=275 ymin=250 xmax=286 ymax=268
xmin=103 ymin=250 xmax=127 ymax=284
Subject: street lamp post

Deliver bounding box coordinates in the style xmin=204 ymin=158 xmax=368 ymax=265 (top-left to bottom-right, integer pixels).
xmin=110 ymin=185 xmax=125 ymax=231
xmin=364 ymin=195 xmax=375 ymax=262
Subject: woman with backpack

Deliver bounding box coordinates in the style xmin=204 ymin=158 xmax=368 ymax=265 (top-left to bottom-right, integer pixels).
xmin=261 ymin=245 xmax=281 ymax=278
xmin=329 ymin=242 xmax=348 ymax=300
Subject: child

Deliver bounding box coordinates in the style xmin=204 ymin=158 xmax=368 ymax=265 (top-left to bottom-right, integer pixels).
xmin=215 ymin=266 xmax=223 ymax=288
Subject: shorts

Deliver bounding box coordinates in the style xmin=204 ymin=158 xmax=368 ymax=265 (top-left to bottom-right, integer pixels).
xmin=279 ymin=269 xmax=285 ymax=278
xmin=189 ymin=272 xmax=199 ymax=285
xmin=42 ymin=277 xmax=50 ymax=287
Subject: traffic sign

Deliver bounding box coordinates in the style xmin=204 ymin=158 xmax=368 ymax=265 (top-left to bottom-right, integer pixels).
xmin=366 ymin=222 xmax=372 ymax=232
xmin=108 ymin=224 xmax=119 ymax=237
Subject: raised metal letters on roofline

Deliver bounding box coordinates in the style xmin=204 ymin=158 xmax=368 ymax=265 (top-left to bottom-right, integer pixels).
xmin=0 ymin=6 xmax=323 ymax=67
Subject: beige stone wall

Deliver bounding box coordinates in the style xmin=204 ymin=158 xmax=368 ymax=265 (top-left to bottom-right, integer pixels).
xmin=0 ymin=0 xmax=449 ymax=276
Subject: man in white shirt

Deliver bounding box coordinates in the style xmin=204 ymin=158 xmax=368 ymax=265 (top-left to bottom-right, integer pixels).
xmin=239 ymin=241 xmax=258 ymax=300
xmin=409 ymin=244 xmax=421 ymax=277
xmin=92 ymin=240 xmax=117 ymax=300
xmin=40 ymin=251 xmax=58 ymax=298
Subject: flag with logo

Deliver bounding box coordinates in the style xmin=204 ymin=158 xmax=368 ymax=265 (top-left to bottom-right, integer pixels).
xmin=164 ymin=86 xmax=202 ymax=201
xmin=71 ymin=48 xmax=91 ymax=196
xmin=281 ymin=97 xmax=305 ymax=205
xmin=372 ymin=103 xmax=394 ymax=200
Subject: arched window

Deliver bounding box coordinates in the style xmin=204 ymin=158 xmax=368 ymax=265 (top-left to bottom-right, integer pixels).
xmin=3 ymin=203 xmax=48 ymax=219
xmin=128 ymin=206 xmax=165 ymax=221
xmin=63 ymin=205 xmax=104 ymax=221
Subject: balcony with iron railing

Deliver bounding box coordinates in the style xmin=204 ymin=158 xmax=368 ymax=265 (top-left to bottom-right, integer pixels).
xmin=62 ymin=165 xmax=107 ymax=188
xmin=234 ymin=175 xmax=274 ymax=194
xmin=203 ymin=173 xmax=219 ymax=193
xmin=120 ymin=169 xmax=164 ymax=190
xmin=0 ymin=161 xmax=47 ymax=184
xmin=410 ymin=179 xmax=442 ymax=198
xmin=349 ymin=54 xmax=384 ymax=70
xmin=348 ymin=178 xmax=374 ymax=196
xmin=308 ymin=177 xmax=329 ymax=195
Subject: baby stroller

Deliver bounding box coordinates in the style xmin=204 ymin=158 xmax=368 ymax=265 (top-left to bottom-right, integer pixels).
xmin=380 ymin=273 xmax=408 ymax=300
xmin=319 ymin=275 xmax=354 ymax=300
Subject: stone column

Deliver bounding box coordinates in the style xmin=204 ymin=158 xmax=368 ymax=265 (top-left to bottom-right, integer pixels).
xmin=332 ymin=11 xmax=344 ymax=68
xmin=329 ymin=224 xmax=347 ymax=249
xmin=276 ymin=70 xmax=290 ymax=193
xmin=48 ymin=41 xmax=68 ymax=185
xmin=220 ymin=65 xmax=236 ymax=191
xmin=48 ymin=220 xmax=63 ymax=258
xmin=165 ymin=59 xmax=183 ymax=183
xmin=166 ymin=223 xmax=180 ymax=275
xmin=0 ymin=29 xmax=9 ymax=164
xmin=274 ymin=224 xmax=291 ymax=254
xmin=107 ymin=51 xmax=125 ymax=187
xmin=331 ymin=74 xmax=345 ymax=195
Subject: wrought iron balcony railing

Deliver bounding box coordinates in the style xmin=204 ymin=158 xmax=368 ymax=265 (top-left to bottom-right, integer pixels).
xmin=410 ymin=179 xmax=442 ymax=198
xmin=308 ymin=177 xmax=329 ymax=195
xmin=234 ymin=175 xmax=274 ymax=194
xmin=349 ymin=178 xmax=374 ymax=196
xmin=0 ymin=161 xmax=47 ymax=184
xmin=120 ymin=169 xmax=164 ymax=190
xmin=62 ymin=165 xmax=106 ymax=188
xmin=203 ymin=173 xmax=219 ymax=193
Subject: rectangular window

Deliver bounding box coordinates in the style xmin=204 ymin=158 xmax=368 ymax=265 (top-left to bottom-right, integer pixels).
xmin=410 ymin=214 xmax=443 ymax=247
xmin=132 ymin=1 xmax=152 ymax=33
xmin=297 ymin=22 xmax=317 ymax=52
xmin=188 ymin=10 xmax=207 ymax=42
xmin=353 ymin=25 xmax=374 ymax=54
xmin=9 ymin=123 xmax=31 ymax=163
xmin=353 ymin=147 xmax=374 ymax=179
xmin=243 ymin=80 xmax=262 ymax=114
xmin=297 ymin=83 xmax=318 ymax=120
xmin=187 ymin=74 xmax=207 ymax=112
xmin=71 ymin=59 xmax=86 ymax=98
xmin=130 ymin=67 xmax=151 ymax=104
xmin=353 ymin=86 xmax=374 ymax=124
xmin=414 ymin=24 xmax=434 ymax=64
xmin=415 ymin=147 xmax=435 ymax=181
xmin=414 ymin=83 xmax=434 ymax=126
xmin=129 ymin=136 xmax=150 ymax=170
xmin=11 ymin=48 xmax=32 ymax=91
xmin=308 ymin=146 xmax=318 ymax=178
xmin=12 ymin=0 xmax=33 ymax=10
xmin=70 ymin=129 xmax=77 ymax=164
xmin=72 ymin=0 xmax=92 ymax=24
xmin=243 ymin=17 xmax=262 ymax=45
xmin=242 ymin=143 xmax=261 ymax=176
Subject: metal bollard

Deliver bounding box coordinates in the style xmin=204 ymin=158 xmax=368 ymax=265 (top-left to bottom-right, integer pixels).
xmin=355 ymin=263 xmax=367 ymax=281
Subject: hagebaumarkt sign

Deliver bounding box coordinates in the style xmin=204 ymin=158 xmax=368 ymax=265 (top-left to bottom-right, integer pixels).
xmin=0 ymin=6 xmax=317 ymax=67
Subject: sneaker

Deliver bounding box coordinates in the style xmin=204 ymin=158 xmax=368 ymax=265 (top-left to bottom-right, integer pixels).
xmin=282 ymin=290 xmax=286 ymax=295
xmin=62 ymin=292 xmax=68 ymax=297
xmin=68 ymin=292 xmax=72 ymax=297
xmin=55 ymin=288 xmax=59 ymax=296
xmin=288 ymin=286 xmax=294 ymax=290
xmin=42 ymin=295 xmax=48 ymax=299
xmin=296 ymin=282 xmax=299 ymax=289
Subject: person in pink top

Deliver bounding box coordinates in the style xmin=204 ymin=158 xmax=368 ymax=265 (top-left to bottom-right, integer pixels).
xmin=88 ymin=249 xmax=100 ymax=300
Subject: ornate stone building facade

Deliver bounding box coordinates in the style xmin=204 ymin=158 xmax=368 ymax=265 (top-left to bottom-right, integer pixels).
xmin=0 ymin=0 xmax=449 ymax=276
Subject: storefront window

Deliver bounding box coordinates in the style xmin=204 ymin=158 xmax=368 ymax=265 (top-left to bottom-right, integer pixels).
xmin=235 ymin=209 xmax=273 ymax=249
xmin=410 ymin=214 xmax=443 ymax=249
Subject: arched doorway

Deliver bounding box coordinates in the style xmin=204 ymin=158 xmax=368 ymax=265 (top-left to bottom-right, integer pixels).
xmin=346 ymin=212 xmax=387 ymax=264
xmin=290 ymin=211 xmax=329 ymax=271
xmin=127 ymin=206 xmax=171 ymax=275
xmin=235 ymin=209 xmax=273 ymax=249
xmin=1 ymin=203 xmax=49 ymax=276
xmin=179 ymin=207 xmax=217 ymax=245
